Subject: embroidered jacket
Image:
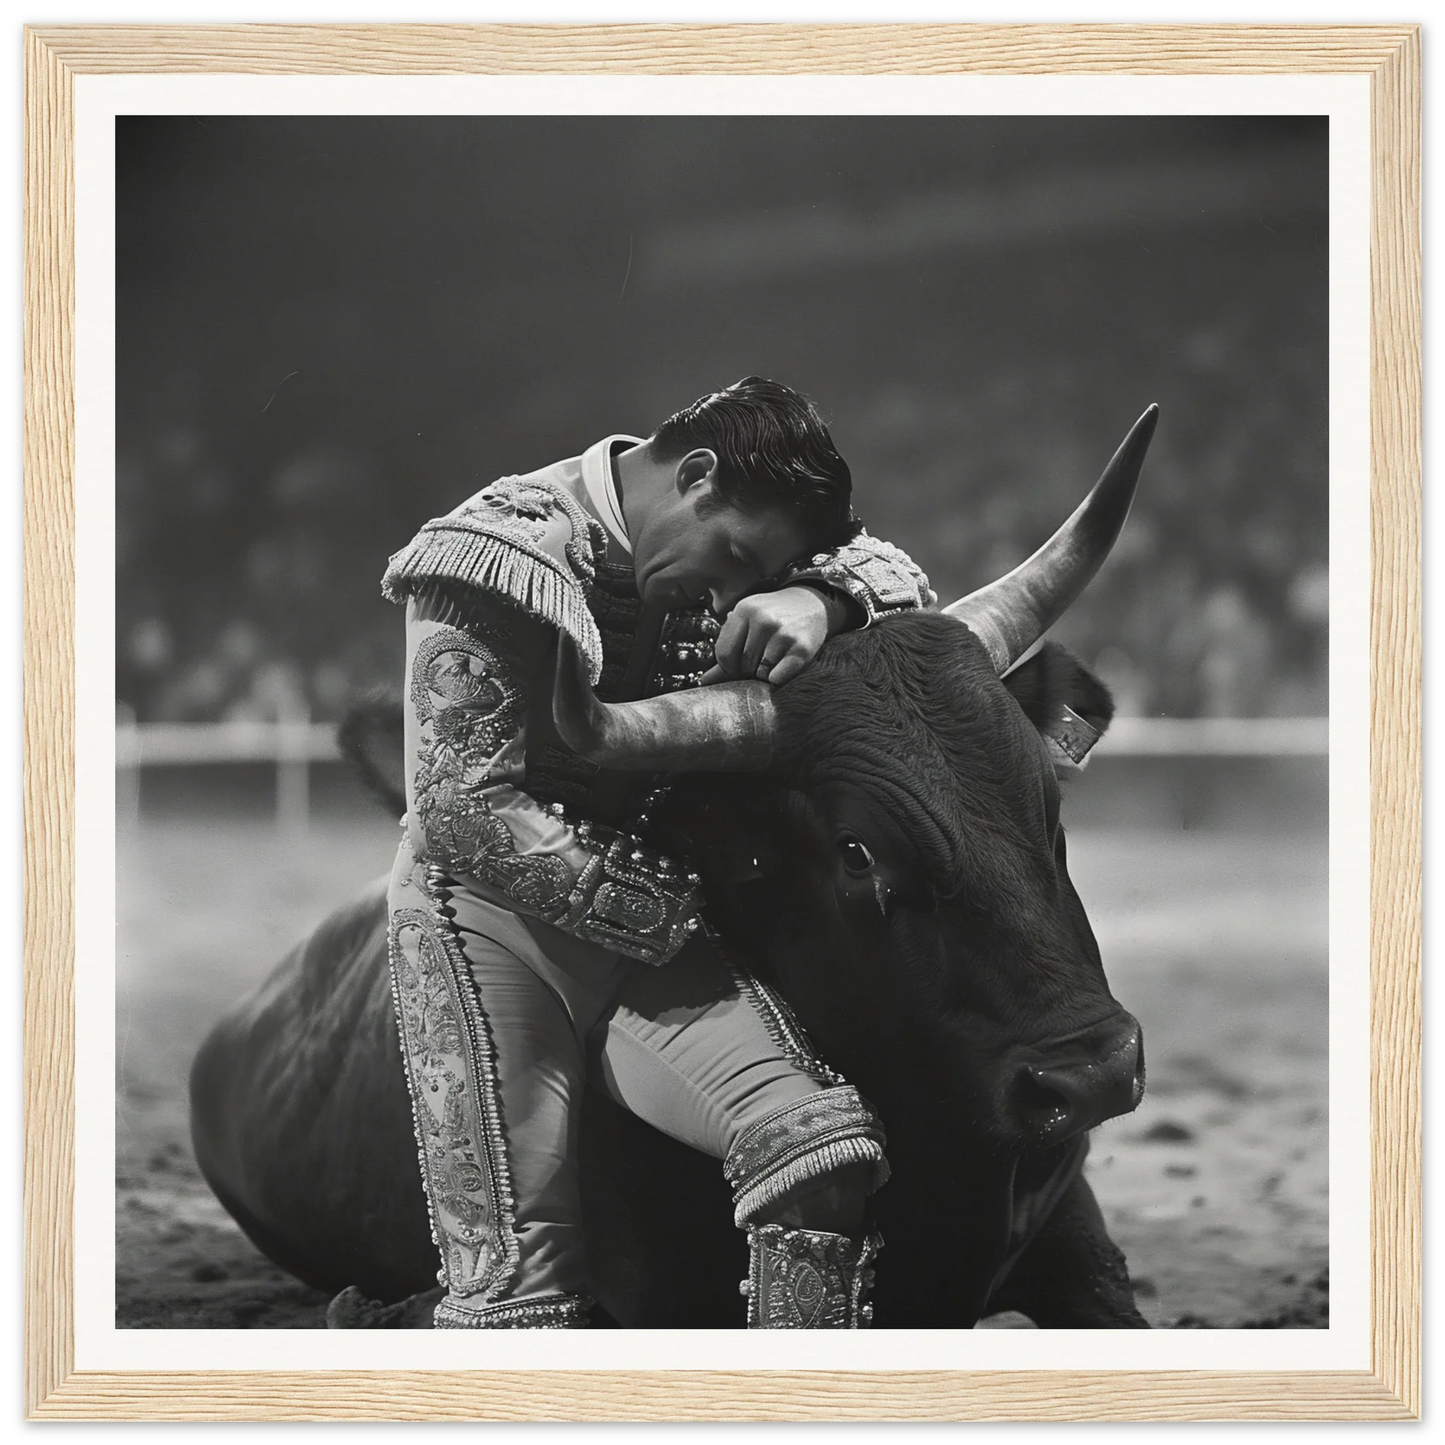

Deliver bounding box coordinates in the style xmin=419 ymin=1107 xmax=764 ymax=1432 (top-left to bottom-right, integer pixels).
xmin=382 ymin=438 xmax=933 ymax=964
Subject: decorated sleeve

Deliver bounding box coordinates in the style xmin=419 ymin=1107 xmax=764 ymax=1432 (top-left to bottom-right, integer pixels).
xmin=403 ymin=585 xmax=702 ymax=966
xmin=780 ymin=529 xmax=937 ymax=627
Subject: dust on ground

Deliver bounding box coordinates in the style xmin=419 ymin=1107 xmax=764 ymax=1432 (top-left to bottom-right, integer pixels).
xmin=116 ymin=803 xmax=1328 ymax=1330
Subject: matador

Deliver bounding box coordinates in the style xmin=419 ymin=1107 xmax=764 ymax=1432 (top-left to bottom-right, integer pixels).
xmin=380 ymin=378 xmax=935 ymax=1328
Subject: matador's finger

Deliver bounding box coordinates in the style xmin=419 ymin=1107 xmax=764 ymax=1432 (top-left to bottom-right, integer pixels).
xmin=759 ymin=632 xmax=794 ymax=669
xmin=738 ymin=621 xmax=777 ymax=679
xmin=760 ymin=642 xmax=811 ymax=687
xmin=712 ymin=612 xmax=748 ymax=677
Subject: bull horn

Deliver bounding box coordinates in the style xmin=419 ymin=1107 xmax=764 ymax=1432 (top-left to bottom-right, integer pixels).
xmin=551 ymin=635 xmax=777 ymax=772
xmin=944 ymin=404 xmax=1158 ymax=674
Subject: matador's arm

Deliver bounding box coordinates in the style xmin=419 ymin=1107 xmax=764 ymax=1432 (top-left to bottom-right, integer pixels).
xmin=702 ymin=527 xmax=938 ymax=686
xmin=778 ymin=528 xmax=937 ymax=629
xmin=403 ymin=583 xmax=702 ymax=965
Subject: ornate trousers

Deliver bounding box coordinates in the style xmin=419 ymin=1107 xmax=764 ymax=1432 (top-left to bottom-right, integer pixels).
xmin=387 ymin=837 xmax=885 ymax=1327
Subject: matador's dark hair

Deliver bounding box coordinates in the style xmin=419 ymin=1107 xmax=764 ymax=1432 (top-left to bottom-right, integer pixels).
xmin=650 ymin=377 xmax=858 ymax=552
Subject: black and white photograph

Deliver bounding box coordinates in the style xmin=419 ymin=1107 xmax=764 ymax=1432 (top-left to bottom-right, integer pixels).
xmin=111 ymin=108 xmax=1333 ymax=1337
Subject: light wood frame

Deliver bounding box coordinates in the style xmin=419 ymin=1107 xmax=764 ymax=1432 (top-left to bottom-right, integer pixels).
xmin=23 ymin=22 xmax=1420 ymax=1421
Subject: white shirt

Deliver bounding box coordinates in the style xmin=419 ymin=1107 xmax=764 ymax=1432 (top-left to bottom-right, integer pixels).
xmin=579 ymin=433 xmax=644 ymax=556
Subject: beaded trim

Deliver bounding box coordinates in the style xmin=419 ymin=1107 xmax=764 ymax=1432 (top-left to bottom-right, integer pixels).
xmin=742 ymin=1225 xmax=882 ymax=1328
xmin=725 ymin=957 xmax=846 ymax=1087
xmin=386 ymin=842 xmax=520 ymax=1302
xmin=649 ymin=609 xmax=722 ymax=694
xmin=780 ymin=530 xmax=936 ymax=627
xmin=544 ymin=803 xmax=703 ymax=965
xmin=724 ymin=1086 xmax=890 ymax=1227
xmin=434 ymin=1291 xmax=594 ymax=1330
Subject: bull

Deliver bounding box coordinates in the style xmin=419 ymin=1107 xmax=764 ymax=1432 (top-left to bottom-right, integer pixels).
xmin=190 ymin=407 xmax=1158 ymax=1328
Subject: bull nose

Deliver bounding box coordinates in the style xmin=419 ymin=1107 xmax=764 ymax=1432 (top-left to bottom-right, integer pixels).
xmin=1014 ymin=1018 xmax=1144 ymax=1139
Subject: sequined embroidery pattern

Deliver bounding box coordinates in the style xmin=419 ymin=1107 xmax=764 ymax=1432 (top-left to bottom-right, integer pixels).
xmin=781 ymin=531 xmax=937 ymax=623
xmin=382 ymin=475 xmax=608 ymax=682
xmin=724 ymin=1086 xmax=890 ymax=1226
xmin=433 ymin=1292 xmax=594 ymax=1329
xmin=546 ymin=808 xmax=704 ymax=965
xmin=455 ymin=475 xmax=607 ymax=590
xmin=410 ymin=624 xmax=703 ymax=963
xmin=583 ymin=558 xmax=645 ymax=699
xmin=742 ymin=1225 xmax=881 ymax=1328
xmin=650 ymin=608 xmax=722 ymax=694
xmin=386 ymin=843 xmax=519 ymax=1302
xmin=410 ymin=625 xmax=575 ymax=914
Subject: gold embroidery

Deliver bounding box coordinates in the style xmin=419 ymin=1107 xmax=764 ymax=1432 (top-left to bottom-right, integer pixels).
xmin=780 ymin=531 xmax=936 ymax=623
xmin=408 ymin=625 xmax=704 ymax=962
xmin=387 ymin=850 xmax=520 ymax=1301
xmin=434 ymin=1292 xmax=594 ymax=1329
xmin=724 ymin=1086 xmax=889 ymax=1225
xmin=742 ymin=1225 xmax=881 ymax=1328
xmin=411 ymin=626 xmax=575 ymax=914
xmin=381 ymin=475 xmax=608 ymax=681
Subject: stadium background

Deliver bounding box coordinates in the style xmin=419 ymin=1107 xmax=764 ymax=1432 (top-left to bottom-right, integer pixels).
xmin=116 ymin=113 xmax=1326 ymax=728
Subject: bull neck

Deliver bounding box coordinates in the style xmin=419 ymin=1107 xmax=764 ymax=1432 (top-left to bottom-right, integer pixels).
xmin=580 ymin=433 xmax=643 ymax=556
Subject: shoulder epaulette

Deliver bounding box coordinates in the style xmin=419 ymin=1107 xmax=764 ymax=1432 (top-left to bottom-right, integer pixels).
xmin=382 ymin=475 xmax=608 ymax=683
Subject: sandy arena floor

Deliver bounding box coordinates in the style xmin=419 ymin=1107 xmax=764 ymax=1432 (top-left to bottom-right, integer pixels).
xmin=115 ymin=800 xmax=1328 ymax=1330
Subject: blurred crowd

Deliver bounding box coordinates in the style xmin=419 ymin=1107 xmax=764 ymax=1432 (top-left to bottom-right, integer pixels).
xmin=117 ymin=115 xmax=1327 ymax=724
xmin=116 ymin=370 xmax=1326 ymax=724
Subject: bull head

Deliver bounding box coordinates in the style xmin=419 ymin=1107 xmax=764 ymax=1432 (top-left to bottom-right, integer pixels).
xmin=553 ymin=405 xmax=1157 ymax=767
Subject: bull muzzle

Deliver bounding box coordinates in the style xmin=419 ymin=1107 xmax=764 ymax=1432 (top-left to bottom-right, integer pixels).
xmin=1009 ymin=1014 xmax=1145 ymax=1143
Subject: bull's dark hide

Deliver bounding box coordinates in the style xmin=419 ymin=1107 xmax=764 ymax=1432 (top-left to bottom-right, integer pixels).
xmin=191 ymin=617 xmax=1148 ymax=1327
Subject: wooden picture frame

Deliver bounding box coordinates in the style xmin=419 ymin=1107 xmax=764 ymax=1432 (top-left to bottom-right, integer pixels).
xmin=23 ymin=23 xmax=1420 ymax=1421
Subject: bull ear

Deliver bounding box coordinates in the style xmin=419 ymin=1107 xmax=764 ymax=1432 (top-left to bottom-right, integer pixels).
xmin=1002 ymin=643 xmax=1114 ymax=769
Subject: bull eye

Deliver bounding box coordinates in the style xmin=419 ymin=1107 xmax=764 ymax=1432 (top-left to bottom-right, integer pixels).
xmin=838 ymin=836 xmax=875 ymax=874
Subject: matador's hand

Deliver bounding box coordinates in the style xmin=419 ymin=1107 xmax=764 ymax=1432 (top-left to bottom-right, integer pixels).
xmin=700 ymin=584 xmax=849 ymax=687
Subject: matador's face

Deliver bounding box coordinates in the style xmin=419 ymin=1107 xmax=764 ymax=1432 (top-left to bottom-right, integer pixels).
xmin=630 ymin=486 xmax=811 ymax=618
